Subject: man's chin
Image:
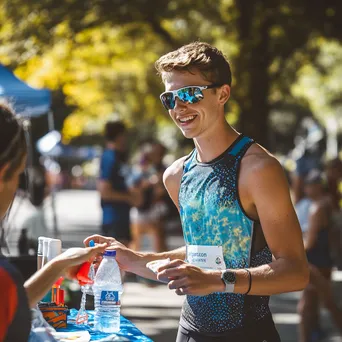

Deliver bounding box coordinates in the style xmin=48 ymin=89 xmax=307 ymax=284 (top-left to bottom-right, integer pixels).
xmin=181 ymin=129 xmax=196 ymax=139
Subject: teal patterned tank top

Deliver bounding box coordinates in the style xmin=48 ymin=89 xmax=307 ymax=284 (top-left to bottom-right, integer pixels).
xmin=179 ymin=135 xmax=272 ymax=334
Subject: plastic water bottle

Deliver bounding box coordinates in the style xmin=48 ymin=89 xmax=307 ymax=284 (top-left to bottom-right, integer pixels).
xmin=93 ymin=250 xmax=123 ymax=333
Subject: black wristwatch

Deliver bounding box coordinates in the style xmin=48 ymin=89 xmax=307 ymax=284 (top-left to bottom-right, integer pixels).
xmin=221 ymin=270 xmax=236 ymax=293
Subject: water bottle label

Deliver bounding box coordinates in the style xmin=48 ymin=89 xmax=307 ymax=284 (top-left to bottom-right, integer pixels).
xmin=100 ymin=290 xmax=120 ymax=305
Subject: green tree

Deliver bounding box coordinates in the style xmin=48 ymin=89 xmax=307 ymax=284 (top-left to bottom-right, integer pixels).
xmin=1 ymin=0 xmax=342 ymax=150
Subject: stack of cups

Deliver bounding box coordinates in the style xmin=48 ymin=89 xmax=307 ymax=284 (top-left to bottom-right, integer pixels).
xmin=47 ymin=239 xmax=62 ymax=262
xmin=38 ymin=236 xmax=63 ymax=303
xmin=37 ymin=237 xmax=62 ymax=270
xmin=37 ymin=236 xmax=45 ymax=270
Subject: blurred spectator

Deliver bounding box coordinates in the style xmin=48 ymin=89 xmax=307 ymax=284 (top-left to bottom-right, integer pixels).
xmin=150 ymin=141 xmax=179 ymax=221
xmin=297 ymin=170 xmax=342 ymax=342
xmin=325 ymin=158 xmax=342 ymax=268
xmin=97 ymin=121 xmax=140 ymax=246
xmin=130 ymin=142 xmax=168 ymax=253
xmin=291 ymin=117 xmax=325 ymax=204
xmin=295 ymin=197 xmax=312 ymax=234
xmin=19 ymin=164 xmax=49 ymax=254
xmin=325 ymin=158 xmax=342 ymax=211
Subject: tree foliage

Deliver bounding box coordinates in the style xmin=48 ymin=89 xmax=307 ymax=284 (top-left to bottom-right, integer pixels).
xmin=1 ymin=0 xmax=341 ymax=150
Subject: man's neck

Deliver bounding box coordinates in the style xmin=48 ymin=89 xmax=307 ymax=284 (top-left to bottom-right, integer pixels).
xmin=194 ymin=122 xmax=239 ymax=163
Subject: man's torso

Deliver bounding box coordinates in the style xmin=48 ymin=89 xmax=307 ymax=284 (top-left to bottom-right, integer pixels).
xmin=178 ymin=135 xmax=273 ymax=334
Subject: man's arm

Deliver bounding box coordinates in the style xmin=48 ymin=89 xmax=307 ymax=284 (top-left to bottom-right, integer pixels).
xmin=129 ymin=246 xmax=187 ymax=281
xmin=85 ymin=156 xmax=188 ymax=281
xmin=157 ymin=152 xmax=309 ymax=297
xmin=232 ymin=154 xmax=309 ymax=295
xmin=84 ymin=234 xmax=186 ymax=282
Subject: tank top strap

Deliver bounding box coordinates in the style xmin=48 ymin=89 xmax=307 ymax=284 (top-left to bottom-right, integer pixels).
xmin=227 ymin=135 xmax=254 ymax=159
xmin=183 ymin=149 xmax=196 ymax=173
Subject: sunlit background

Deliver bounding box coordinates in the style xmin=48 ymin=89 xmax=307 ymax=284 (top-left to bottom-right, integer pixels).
xmin=1 ymin=1 xmax=342 ymax=341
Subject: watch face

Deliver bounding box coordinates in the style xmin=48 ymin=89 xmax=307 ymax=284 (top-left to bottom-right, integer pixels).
xmin=223 ymin=271 xmax=236 ymax=284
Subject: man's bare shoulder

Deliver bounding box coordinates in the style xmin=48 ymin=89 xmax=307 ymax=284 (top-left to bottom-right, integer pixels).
xmin=163 ymin=155 xmax=188 ymax=188
xmin=241 ymin=143 xmax=285 ymax=182
xmin=163 ymin=155 xmax=188 ymax=209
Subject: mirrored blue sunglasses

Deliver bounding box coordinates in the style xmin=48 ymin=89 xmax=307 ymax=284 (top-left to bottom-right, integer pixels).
xmin=159 ymin=84 xmax=222 ymax=110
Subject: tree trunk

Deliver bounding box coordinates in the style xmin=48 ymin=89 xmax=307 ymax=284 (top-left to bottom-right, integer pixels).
xmin=234 ymin=1 xmax=272 ymax=149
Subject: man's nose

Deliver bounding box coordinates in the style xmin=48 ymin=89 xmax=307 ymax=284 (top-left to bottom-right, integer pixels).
xmin=173 ymin=97 xmax=187 ymax=112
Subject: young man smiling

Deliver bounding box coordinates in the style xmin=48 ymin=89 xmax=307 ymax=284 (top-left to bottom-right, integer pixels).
xmin=85 ymin=42 xmax=309 ymax=342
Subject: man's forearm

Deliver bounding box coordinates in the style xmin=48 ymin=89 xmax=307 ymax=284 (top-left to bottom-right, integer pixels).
xmin=210 ymin=258 xmax=309 ymax=295
xmin=238 ymin=258 xmax=308 ymax=295
xmin=24 ymin=259 xmax=66 ymax=308
xmin=130 ymin=246 xmax=186 ymax=281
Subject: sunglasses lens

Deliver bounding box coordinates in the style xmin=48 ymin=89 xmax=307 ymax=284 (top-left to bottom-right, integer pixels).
xmin=160 ymin=92 xmax=175 ymax=110
xmin=160 ymin=87 xmax=205 ymax=110
xmin=178 ymin=87 xmax=203 ymax=104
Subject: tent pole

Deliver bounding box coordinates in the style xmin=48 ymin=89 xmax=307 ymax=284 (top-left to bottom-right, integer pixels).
xmin=48 ymin=110 xmax=59 ymax=238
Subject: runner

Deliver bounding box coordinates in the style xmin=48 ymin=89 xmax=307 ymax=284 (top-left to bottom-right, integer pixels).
xmin=85 ymin=42 xmax=309 ymax=342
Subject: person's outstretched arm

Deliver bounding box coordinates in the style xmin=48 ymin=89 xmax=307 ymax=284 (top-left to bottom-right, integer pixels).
xmin=84 ymin=234 xmax=186 ymax=281
xmin=84 ymin=156 xmax=187 ymax=281
xmin=24 ymin=244 xmax=107 ymax=307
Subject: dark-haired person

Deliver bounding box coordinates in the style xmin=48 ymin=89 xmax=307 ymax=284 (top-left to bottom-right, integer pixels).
xmin=297 ymin=170 xmax=342 ymax=342
xmin=325 ymin=158 xmax=342 ymax=212
xmin=130 ymin=141 xmax=169 ymax=254
xmin=97 ymin=121 xmax=141 ymax=246
xmin=85 ymin=42 xmax=309 ymax=342
xmin=0 ymin=102 xmax=107 ymax=342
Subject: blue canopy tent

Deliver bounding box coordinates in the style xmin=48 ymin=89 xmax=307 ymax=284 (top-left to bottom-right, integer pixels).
xmin=0 ymin=64 xmax=51 ymax=117
xmin=0 ymin=64 xmax=58 ymax=242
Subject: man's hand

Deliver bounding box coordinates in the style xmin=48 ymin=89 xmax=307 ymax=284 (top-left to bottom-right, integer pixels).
xmin=157 ymin=259 xmax=224 ymax=296
xmin=84 ymin=234 xmax=139 ymax=273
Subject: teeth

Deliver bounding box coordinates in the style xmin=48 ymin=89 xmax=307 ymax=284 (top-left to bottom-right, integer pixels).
xmin=179 ymin=115 xmax=195 ymax=123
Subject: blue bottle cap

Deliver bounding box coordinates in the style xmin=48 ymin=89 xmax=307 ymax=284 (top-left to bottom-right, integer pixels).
xmin=104 ymin=250 xmax=116 ymax=257
xmin=89 ymin=240 xmax=95 ymax=247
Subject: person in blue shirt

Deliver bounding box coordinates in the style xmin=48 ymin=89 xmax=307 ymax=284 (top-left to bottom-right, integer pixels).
xmin=97 ymin=121 xmax=139 ymax=246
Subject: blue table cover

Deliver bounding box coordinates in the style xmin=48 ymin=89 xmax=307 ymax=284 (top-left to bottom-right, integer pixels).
xmin=57 ymin=309 xmax=153 ymax=341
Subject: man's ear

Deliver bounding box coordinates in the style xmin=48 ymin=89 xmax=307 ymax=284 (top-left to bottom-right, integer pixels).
xmin=0 ymin=163 xmax=10 ymax=191
xmin=218 ymin=85 xmax=230 ymax=105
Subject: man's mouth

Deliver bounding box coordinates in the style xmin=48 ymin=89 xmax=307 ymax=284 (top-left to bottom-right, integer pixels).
xmin=178 ymin=115 xmax=197 ymax=124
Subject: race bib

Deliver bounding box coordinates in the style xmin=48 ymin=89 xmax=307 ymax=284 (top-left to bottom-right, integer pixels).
xmin=186 ymin=245 xmax=226 ymax=270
